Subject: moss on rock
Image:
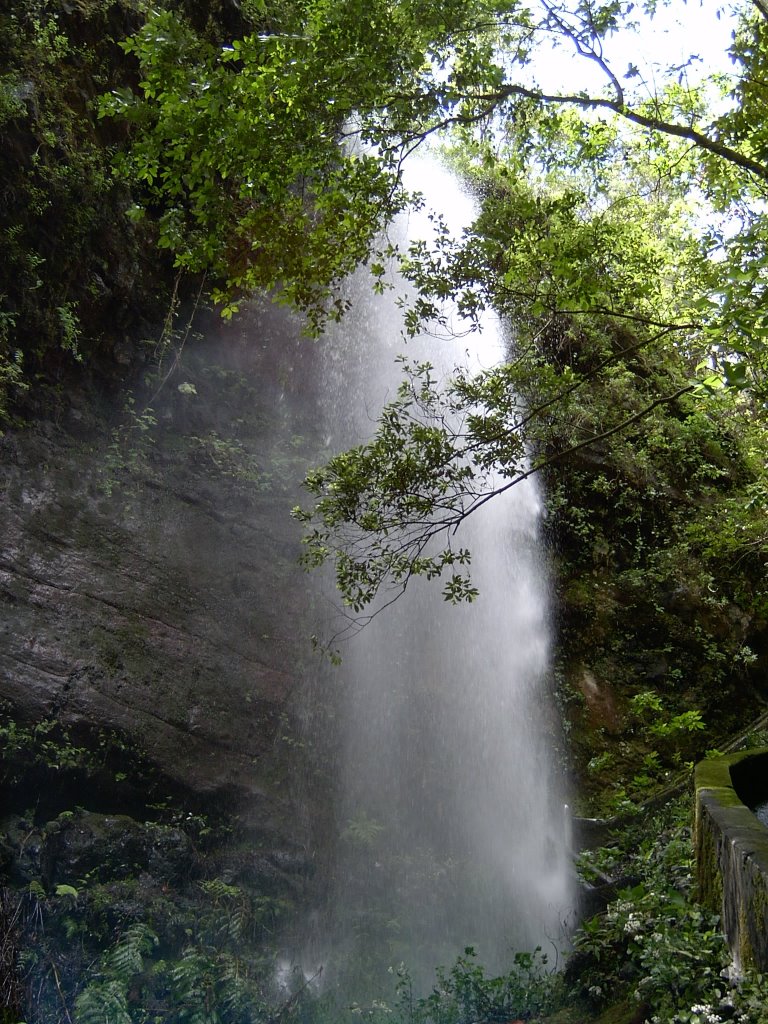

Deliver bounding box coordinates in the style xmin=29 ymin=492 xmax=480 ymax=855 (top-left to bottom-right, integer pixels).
xmin=694 ymin=749 xmax=768 ymax=970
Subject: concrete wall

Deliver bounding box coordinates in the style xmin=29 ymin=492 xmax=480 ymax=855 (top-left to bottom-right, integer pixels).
xmin=694 ymin=749 xmax=768 ymax=971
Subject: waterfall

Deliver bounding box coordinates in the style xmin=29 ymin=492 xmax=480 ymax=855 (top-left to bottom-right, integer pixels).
xmin=300 ymin=154 xmax=573 ymax=995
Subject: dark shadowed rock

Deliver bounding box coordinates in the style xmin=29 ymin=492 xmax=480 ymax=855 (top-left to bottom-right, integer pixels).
xmin=39 ymin=811 xmax=193 ymax=887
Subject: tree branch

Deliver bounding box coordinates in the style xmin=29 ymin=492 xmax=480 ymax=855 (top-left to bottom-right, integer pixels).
xmin=539 ymin=0 xmax=625 ymax=105
xmin=513 ymin=324 xmax=691 ymax=437
xmin=462 ymin=384 xmax=696 ymax=523
xmin=467 ymin=83 xmax=768 ymax=182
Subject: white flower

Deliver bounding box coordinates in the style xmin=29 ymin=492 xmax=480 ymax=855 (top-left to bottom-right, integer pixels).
xmin=608 ymin=898 xmax=633 ymax=922
xmin=690 ymin=1005 xmax=722 ymax=1024
xmin=624 ymin=912 xmax=643 ymax=935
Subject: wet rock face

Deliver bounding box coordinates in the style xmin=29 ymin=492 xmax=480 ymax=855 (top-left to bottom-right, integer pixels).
xmin=0 ymin=306 xmax=322 ymax=839
xmin=10 ymin=812 xmax=194 ymax=889
xmin=1 ymin=806 xmax=315 ymax=899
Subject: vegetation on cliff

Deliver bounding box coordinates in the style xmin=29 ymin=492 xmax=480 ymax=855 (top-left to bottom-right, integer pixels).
xmin=2 ymin=0 xmax=768 ymax=1022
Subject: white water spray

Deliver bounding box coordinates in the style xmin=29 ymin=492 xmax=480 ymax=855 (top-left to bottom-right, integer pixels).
xmin=304 ymin=154 xmax=573 ymax=992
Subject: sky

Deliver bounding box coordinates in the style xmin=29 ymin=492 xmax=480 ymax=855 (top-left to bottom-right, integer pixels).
xmin=529 ymin=0 xmax=742 ymax=99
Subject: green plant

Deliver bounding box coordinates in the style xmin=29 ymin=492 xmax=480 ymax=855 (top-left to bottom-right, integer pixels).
xmin=100 ymin=394 xmax=158 ymax=496
xmin=64 ymin=874 xmax=286 ymax=1024
xmin=0 ymin=1 xmax=144 ymax=415
xmin=630 ymin=692 xmax=706 ymax=743
xmin=570 ymin=797 xmax=768 ymax=1023
xmin=587 ymin=751 xmax=616 ymax=775
xmin=575 ymin=886 xmax=727 ymax=1020
xmin=56 ymin=303 xmax=81 ymax=359
xmin=75 ymin=979 xmax=132 ymax=1024
xmin=405 ymin=946 xmax=563 ymax=1023
xmin=188 ymin=431 xmax=262 ymax=484
xmin=0 ymin=712 xmax=88 ymax=775
xmin=342 ymin=813 xmax=386 ymax=848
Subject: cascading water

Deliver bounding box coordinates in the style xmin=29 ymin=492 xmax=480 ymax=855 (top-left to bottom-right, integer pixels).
xmin=300 ymin=154 xmax=573 ymax=995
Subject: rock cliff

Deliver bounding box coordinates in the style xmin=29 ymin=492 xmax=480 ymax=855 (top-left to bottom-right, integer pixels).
xmin=0 ymin=301 xmax=323 ymax=835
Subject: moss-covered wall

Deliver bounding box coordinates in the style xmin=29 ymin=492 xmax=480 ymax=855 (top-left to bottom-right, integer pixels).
xmin=694 ymin=750 xmax=768 ymax=970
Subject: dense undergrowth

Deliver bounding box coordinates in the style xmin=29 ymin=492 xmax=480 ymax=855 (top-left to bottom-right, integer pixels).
xmin=5 ymin=777 xmax=768 ymax=1024
xmin=0 ymin=0 xmax=270 ymax=423
xmin=518 ymin=312 xmax=768 ymax=815
xmin=3 ymin=718 xmax=768 ymax=1024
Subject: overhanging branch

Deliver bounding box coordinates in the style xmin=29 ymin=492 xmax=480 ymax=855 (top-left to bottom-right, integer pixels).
xmin=469 ymin=83 xmax=768 ymax=183
xmin=461 ymin=383 xmax=697 ymax=524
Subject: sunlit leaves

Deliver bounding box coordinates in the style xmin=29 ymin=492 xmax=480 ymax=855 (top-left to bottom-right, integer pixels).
xmin=99 ymin=4 xmax=417 ymax=331
xmin=96 ymin=0 xmax=768 ymax=620
xmin=99 ymin=0 xmax=537 ymax=331
xmin=99 ymin=0 xmax=768 ymax=380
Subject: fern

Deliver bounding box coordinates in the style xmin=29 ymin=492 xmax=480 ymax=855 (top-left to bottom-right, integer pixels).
xmin=74 ymin=979 xmax=131 ymax=1024
xmin=199 ymin=879 xmax=242 ymax=902
xmin=252 ymin=895 xmax=289 ymax=934
xmin=166 ymin=947 xmax=270 ymax=1024
xmin=227 ymin=904 xmax=249 ymax=943
xmin=108 ymin=922 xmax=158 ymax=981
xmin=27 ymin=880 xmax=45 ymax=900
xmin=217 ymin=954 xmax=261 ymax=1021
xmin=169 ymin=948 xmax=219 ymax=1024
xmin=341 ymin=811 xmax=385 ymax=847
xmin=72 ymin=924 xmax=158 ymax=1024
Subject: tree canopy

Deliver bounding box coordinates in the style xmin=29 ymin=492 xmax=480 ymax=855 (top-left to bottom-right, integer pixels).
xmin=277 ymin=0 xmax=768 ymax=615
xmin=103 ymin=0 xmax=768 ymax=343
xmin=4 ymin=0 xmax=768 ymax=616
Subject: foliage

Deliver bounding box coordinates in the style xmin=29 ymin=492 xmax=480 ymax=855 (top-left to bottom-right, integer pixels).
xmin=574 ymin=886 xmax=727 ymax=1021
xmin=570 ymin=797 xmax=768 ymax=1024
xmin=5 ymin=4 xmax=768 ymax=1019
xmin=287 ymin=89 xmax=767 ymax=797
xmin=532 ymin=329 xmax=766 ymax=805
xmin=97 ymin=0 xmax=515 ymax=330
xmin=100 ymin=393 xmax=159 ymax=496
xmin=162 ymin=4 xmax=739 ymax=643
xmin=0 ymin=0 xmax=288 ymax=418
xmin=293 ymin=357 xmax=486 ymax=615
xmin=94 ymin=0 xmax=768 ymax=365
xmin=0 ymin=710 xmax=91 ymax=788
xmin=294 ymin=169 xmax=766 ymax=639
xmin=403 ymin=947 xmax=563 ymax=1023
xmin=3 ymin=0 xmax=768 ymax=432
xmin=0 ymin=890 xmax=25 ymax=1023
xmin=0 ymin=0 xmax=151 ymax=418
xmin=0 ymin=705 xmax=163 ymax=794
xmin=82 ymin=912 xmax=278 ymax=1023
xmin=295 ymin=947 xmax=563 ymax=1024
xmin=342 ymin=812 xmax=387 ymax=848
xmin=629 ymin=693 xmax=705 ymax=744
xmin=84 ymin=0 xmax=766 ymax=388
xmin=8 ymin=820 xmax=291 ymax=1024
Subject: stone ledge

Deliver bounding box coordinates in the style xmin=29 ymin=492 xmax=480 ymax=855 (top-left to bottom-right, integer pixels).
xmin=694 ymin=749 xmax=768 ymax=970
